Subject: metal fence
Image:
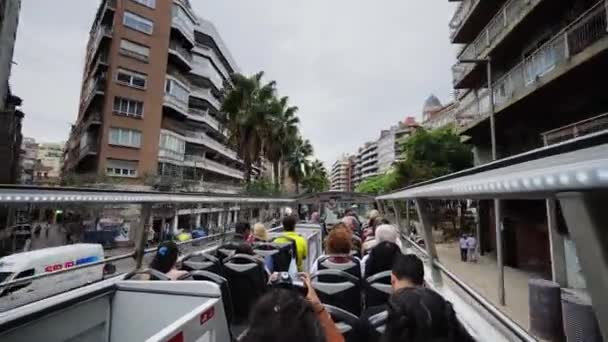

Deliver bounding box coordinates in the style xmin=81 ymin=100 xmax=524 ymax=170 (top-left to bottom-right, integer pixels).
xmin=542 ymin=112 xmax=608 ymax=146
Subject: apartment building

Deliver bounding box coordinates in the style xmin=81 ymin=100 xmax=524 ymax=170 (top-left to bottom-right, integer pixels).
xmin=63 ymin=0 xmax=250 ymax=194
xmin=448 ymin=0 xmax=608 ymax=277
xmin=0 ymin=0 xmax=23 ymax=185
xmin=358 ymin=141 xmax=379 ymax=183
xmin=330 ymin=156 xmax=354 ymax=192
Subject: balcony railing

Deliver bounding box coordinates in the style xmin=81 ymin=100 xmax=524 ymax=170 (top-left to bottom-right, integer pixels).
xmin=454 ymin=0 xmax=544 ymax=86
xmin=172 ymin=11 xmax=195 ymax=44
xmin=456 ymin=2 xmax=608 ymax=129
xmin=82 ymin=74 xmax=106 ymax=109
xmin=184 ymin=155 xmax=244 ymax=180
xmin=169 ymin=40 xmax=193 ymax=66
xmin=189 ymin=108 xmax=221 ymax=131
xmin=493 ymin=2 xmax=607 ymax=107
xmin=184 ymin=131 xmax=238 ymax=160
xmin=191 ymin=86 xmax=221 ymax=110
xmin=163 ymin=93 xmax=189 ymax=115
xmin=542 ymin=112 xmax=608 ymax=146
xmin=449 ymin=0 xmax=480 ymax=39
xmin=159 ymin=148 xmax=185 ymax=162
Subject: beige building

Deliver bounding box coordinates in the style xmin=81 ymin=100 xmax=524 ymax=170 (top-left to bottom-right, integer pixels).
xmin=63 ymin=0 xmax=252 ymax=194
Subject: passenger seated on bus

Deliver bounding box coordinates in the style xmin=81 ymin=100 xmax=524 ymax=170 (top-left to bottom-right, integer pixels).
xmin=234 ymin=221 xmax=254 ymax=243
xmin=363 ymin=224 xmax=402 ymax=254
xmin=310 ymin=211 xmax=321 ymax=224
xmin=382 ymin=287 xmax=474 ymax=342
xmin=361 ymin=241 xmax=401 ymax=278
xmin=240 ymin=273 xmax=344 ymax=342
xmin=342 ymin=215 xmax=361 ymax=237
xmin=311 ymin=225 xmax=361 ymax=275
xmin=352 ymin=253 xmax=425 ymax=342
xmin=149 ymin=241 xmax=188 ymax=280
xmin=274 ymin=215 xmax=308 ymax=272
xmin=252 ymin=222 xmax=269 ymax=241
xmin=235 ymin=243 xmax=273 ymax=275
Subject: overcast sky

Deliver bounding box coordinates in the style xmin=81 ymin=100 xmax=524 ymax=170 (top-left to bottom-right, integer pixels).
xmin=12 ymin=0 xmax=457 ymax=167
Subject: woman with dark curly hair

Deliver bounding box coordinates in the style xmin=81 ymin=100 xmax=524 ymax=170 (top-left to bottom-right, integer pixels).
xmin=382 ymin=287 xmax=474 ymax=342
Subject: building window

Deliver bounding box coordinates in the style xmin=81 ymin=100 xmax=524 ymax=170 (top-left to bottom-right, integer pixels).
xmin=106 ymin=159 xmax=138 ymax=177
xmin=113 ymin=97 xmax=144 ymax=118
xmin=123 ymin=11 xmax=154 ymax=34
xmin=130 ymin=0 xmax=155 ymax=9
xmin=116 ymin=68 xmax=147 ymax=89
xmin=160 ymin=131 xmax=186 ymax=153
xmin=119 ymin=39 xmax=150 ymax=62
xmin=165 ymin=78 xmax=189 ymax=103
xmin=109 ymin=127 xmax=142 ymax=148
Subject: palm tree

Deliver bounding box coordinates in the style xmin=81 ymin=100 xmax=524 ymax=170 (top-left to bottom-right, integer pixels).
xmin=265 ymin=96 xmax=300 ymax=190
xmin=220 ymin=72 xmax=276 ymax=183
xmin=285 ymin=137 xmax=313 ymax=194
xmin=301 ymin=159 xmax=329 ymax=193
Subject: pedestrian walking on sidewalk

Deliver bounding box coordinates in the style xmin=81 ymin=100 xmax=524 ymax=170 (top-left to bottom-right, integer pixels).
xmin=459 ymin=234 xmax=468 ymax=262
xmin=466 ymin=234 xmax=477 ymax=262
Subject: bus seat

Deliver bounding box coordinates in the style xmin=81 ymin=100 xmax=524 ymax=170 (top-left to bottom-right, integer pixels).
xmin=369 ymin=310 xmax=388 ymax=334
xmin=191 ymin=270 xmax=234 ymax=326
xmin=253 ymin=242 xmax=294 ymax=272
xmin=364 ymin=270 xmax=392 ymax=308
xmin=325 ymin=304 xmax=360 ymax=342
xmin=124 ymin=269 xmax=171 ymax=281
xmin=317 ymin=255 xmax=362 ymax=280
xmin=311 ymin=269 xmax=362 ymax=316
xmin=181 ymin=252 xmax=222 ymax=275
xmin=223 ymin=254 xmax=268 ymax=322
xmin=216 ymin=241 xmax=242 ymax=260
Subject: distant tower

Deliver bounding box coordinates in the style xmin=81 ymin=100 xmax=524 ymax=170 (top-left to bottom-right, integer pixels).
xmin=422 ymin=94 xmax=443 ymax=122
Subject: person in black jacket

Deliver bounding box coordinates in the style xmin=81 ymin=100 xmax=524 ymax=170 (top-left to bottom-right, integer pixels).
xmin=354 ymin=253 xmax=425 ymax=342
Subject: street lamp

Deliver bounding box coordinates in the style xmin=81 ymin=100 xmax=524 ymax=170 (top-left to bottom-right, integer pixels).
xmin=458 ymin=57 xmax=505 ymax=306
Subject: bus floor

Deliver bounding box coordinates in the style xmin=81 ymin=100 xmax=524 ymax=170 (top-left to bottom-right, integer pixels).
xmin=435 ymin=242 xmax=534 ymax=332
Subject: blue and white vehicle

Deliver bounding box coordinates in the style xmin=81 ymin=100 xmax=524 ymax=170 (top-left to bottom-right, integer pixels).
xmin=0 ymin=244 xmax=104 ymax=310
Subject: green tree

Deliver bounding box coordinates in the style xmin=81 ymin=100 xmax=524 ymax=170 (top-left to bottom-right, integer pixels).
xmin=301 ymin=159 xmax=329 ymax=193
xmin=264 ymin=96 xmax=300 ymax=190
xmin=285 ymin=137 xmax=313 ymax=194
xmin=220 ymin=72 xmax=277 ymax=183
xmin=356 ymin=171 xmax=399 ymax=194
xmin=399 ymin=126 xmax=473 ymax=179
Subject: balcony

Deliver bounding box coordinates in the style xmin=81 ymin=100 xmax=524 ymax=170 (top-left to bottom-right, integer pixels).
xmin=158 ymin=147 xmax=185 ymax=163
xmin=184 ymin=131 xmax=238 ymax=161
xmin=193 ymin=45 xmax=231 ymax=82
xmin=188 ymin=108 xmax=221 ymax=132
xmin=458 ymin=2 xmax=608 ymax=131
xmin=453 ymin=0 xmax=545 ymax=88
xmin=171 ymin=5 xmax=196 ymax=47
xmin=86 ymin=26 xmax=112 ymax=75
xmin=168 ymin=40 xmax=193 ymax=71
xmin=184 ymin=154 xmax=244 ymax=180
xmin=191 ymin=86 xmax=221 ymax=110
xmin=542 ymin=113 xmax=608 ymax=146
xmin=81 ymin=74 xmax=106 ymax=114
xmin=163 ymin=92 xmax=189 ymax=116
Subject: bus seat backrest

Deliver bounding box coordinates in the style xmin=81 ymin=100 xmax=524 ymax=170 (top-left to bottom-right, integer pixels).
xmin=223 ymin=254 xmax=268 ymax=322
xmin=312 ymin=269 xmax=361 ymax=315
xmin=369 ymin=310 xmax=388 ymax=333
xmin=255 ymin=242 xmax=294 ymax=272
xmin=324 ymin=304 xmax=360 ymax=338
xmin=364 ymin=270 xmax=392 ymax=308
xmin=318 ymin=255 xmax=362 ymax=279
xmin=181 ymin=253 xmax=222 ymax=275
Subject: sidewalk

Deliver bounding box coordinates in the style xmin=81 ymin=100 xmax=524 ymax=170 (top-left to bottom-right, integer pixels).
xmin=435 ymin=242 xmax=533 ymax=330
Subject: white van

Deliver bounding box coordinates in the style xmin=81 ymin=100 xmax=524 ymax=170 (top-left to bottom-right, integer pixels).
xmin=0 ymin=244 xmax=104 ymax=311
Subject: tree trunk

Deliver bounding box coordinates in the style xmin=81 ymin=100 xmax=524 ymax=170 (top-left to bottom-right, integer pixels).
xmin=244 ymin=154 xmax=252 ymax=184
xmin=273 ymin=161 xmax=280 ymax=191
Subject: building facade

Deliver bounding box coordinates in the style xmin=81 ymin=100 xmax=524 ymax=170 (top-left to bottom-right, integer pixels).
xmin=330 ymin=156 xmax=353 ymax=192
xmin=63 ymin=0 xmax=248 ymax=194
xmin=0 ymin=0 xmax=23 ymax=185
xmin=448 ymin=0 xmax=608 ymax=279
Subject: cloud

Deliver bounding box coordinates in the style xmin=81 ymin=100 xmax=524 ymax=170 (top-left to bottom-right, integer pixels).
xmin=12 ymin=0 xmax=457 ymax=167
